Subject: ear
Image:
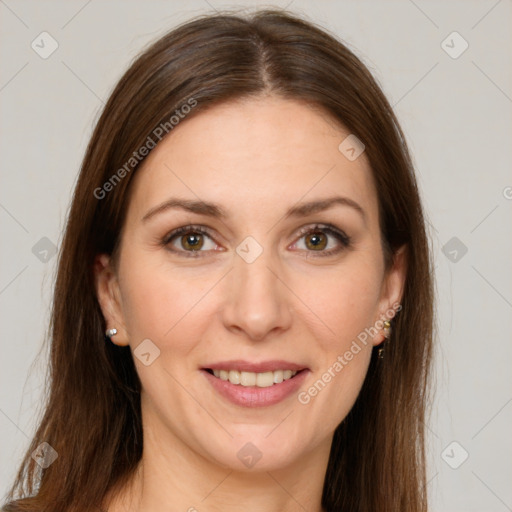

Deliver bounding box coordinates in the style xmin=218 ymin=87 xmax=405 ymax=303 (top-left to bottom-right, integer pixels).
xmin=372 ymin=245 xmax=407 ymax=346
xmin=94 ymin=253 xmax=129 ymax=346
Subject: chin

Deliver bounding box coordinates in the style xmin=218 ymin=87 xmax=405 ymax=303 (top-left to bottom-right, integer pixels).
xmin=196 ymin=431 xmax=308 ymax=473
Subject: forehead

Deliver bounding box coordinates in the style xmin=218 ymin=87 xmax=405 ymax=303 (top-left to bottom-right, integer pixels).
xmin=126 ymin=96 xmax=379 ymax=224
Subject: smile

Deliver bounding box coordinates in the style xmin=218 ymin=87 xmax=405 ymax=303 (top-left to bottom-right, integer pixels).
xmin=202 ymin=367 xmax=309 ymax=407
xmin=206 ymin=369 xmax=298 ymax=387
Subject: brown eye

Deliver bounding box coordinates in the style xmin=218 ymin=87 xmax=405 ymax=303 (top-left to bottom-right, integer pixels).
xmin=305 ymin=231 xmax=328 ymax=251
xmin=180 ymin=232 xmax=205 ymax=251
xmin=292 ymin=224 xmax=351 ymax=257
xmin=163 ymin=225 xmax=218 ymax=256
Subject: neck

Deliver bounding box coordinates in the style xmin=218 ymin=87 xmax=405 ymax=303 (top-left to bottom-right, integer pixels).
xmin=103 ymin=417 xmax=331 ymax=512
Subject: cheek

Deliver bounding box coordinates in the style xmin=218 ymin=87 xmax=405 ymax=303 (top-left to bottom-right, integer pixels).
xmin=118 ymin=257 xmax=210 ymax=349
xmin=291 ymin=259 xmax=381 ymax=427
xmin=296 ymin=261 xmax=382 ymax=352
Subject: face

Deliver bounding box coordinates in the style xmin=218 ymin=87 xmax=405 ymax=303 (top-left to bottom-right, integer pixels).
xmin=95 ymin=96 xmax=406 ymax=473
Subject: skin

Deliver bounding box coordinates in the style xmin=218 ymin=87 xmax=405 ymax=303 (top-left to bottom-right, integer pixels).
xmin=95 ymin=95 xmax=406 ymax=512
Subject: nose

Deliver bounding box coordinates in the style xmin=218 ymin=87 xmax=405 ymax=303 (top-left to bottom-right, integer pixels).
xmin=220 ymin=248 xmax=293 ymax=341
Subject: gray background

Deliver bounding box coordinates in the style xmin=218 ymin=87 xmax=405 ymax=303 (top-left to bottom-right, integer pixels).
xmin=1 ymin=1 xmax=511 ymax=510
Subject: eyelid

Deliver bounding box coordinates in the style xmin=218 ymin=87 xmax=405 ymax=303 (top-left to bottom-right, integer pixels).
xmin=162 ymin=224 xmax=213 ymax=245
xmin=162 ymin=222 xmax=351 ymax=257
xmin=162 ymin=224 xmax=220 ymax=257
xmin=293 ymin=223 xmax=350 ymax=244
xmin=290 ymin=223 xmax=352 ymax=257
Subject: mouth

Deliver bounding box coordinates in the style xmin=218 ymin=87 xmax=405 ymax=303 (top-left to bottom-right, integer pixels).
xmin=203 ymin=368 xmax=306 ymax=387
xmin=200 ymin=361 xmax=310 ymax=407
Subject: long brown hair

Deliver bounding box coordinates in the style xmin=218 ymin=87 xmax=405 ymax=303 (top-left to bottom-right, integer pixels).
xmin=3 ymin=9 xmax=434 ymax=512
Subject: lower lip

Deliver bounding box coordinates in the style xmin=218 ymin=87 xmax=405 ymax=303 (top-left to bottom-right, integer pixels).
xmin=202 ymin=369 xmax=309 ymax=408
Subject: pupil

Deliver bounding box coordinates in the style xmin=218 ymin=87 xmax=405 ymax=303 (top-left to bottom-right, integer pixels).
xmin=184 ymin=234 xmax=202 ymax=249
xmin=307 ymin=232 xmax=326 ymax=250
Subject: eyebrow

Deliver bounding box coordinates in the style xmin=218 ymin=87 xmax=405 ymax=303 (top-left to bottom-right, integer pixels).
xmin=141 ymin=196 xmax=366 ymax=223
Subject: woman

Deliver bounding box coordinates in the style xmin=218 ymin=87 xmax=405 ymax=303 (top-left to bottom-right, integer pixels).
xmin=3 ymin=9 xmax=434 ymax=512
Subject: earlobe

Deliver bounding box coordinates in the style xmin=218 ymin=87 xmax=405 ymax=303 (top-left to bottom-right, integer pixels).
xmin=373 ymin=245 xmax=408 ymax=347
xmin=94 ymin=253 xmax=129 ymax=346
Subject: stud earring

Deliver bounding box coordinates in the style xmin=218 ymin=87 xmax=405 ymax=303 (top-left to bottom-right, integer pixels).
xmin=105 ymin=328 xmax=117 ymax=339
xmin=378 ymin=320 xmax=392 ymax=359
xmin=383 ymin=320 xmax=392 ymax=339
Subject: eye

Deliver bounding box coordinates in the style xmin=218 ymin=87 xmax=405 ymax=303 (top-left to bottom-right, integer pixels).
xmin=162 ymin=223 xmax=351 ymax=258
xmin=162 ymin=225 xmax=220 ymax=257
xmin=291 ymin=224 xmax=351 ymax=257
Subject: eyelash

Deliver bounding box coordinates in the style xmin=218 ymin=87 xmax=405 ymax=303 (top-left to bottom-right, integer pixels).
xmin=161 ymin=223 xmax=351 ymax=258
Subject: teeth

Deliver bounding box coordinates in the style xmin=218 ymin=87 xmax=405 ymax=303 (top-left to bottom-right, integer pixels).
xmin=211 ymin=369 xmax=298 ymax=387
xmin=273 ymin=370 xmax=284 ymax=384
xmin=228 ymin=370 xmax=240 ymax=385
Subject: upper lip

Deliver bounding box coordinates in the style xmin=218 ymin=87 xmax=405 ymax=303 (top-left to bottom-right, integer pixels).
xmin=203 ymin=360 xmax=308 ymax=373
